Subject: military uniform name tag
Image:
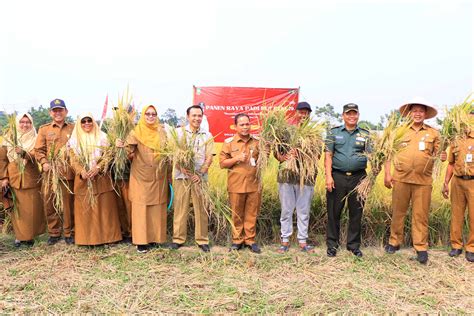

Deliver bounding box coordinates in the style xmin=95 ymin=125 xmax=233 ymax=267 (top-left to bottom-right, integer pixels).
xmin=419 ymin=141 xmax=426 ymax=151
xmin=466 ymin=154 xmax=473 ymax=163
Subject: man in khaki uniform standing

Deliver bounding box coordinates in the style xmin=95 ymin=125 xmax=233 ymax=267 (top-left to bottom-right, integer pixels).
xmin=220 ymin=113 xmax=262 ymax=253
xmin=442 ymin=109 xmax=474 ymax=262
xmin=384 ymin=97 xmax=441 ymax=264
xmin=35 ymin=99 xmax=75 ymax=245
xmin=170 ymin=105 xmax=214 ymax=252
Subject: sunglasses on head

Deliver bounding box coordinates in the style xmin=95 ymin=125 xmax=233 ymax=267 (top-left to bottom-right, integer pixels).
xmin=81 ymin=118 xmax=93 ymax=124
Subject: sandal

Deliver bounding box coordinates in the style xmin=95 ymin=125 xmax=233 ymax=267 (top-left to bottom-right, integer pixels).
xmin=300 ymin=244 xmax=315 ymax=253
xmin=277 ymin=244 xmax=290 ymax=253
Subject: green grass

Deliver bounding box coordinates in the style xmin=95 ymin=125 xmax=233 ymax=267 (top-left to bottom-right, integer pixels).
xmin=1 ymin=234 xmax=474 ymax=313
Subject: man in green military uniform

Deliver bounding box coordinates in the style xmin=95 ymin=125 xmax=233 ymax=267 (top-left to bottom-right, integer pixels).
xmin=325 ymin=103 xmax=369 ymax=257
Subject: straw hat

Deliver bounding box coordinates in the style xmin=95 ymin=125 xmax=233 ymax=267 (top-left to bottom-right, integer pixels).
xmin=399 ymin=97 xmax=438 ymax=119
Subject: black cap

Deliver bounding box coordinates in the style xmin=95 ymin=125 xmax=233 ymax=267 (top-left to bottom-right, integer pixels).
xmin=50 ymin=98 xmax=66 ymax=109
xmin=296 ymin=101 xmax=312 ymax=112
xmin=343 ymin=103 xmax=359 ymax=113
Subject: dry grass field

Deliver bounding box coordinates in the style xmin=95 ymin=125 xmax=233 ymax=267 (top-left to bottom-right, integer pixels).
xmin=1 ymin=234 xmax=473 ymax=314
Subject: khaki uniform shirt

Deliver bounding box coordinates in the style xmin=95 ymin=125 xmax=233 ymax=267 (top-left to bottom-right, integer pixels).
xmin=448 ymin=130 xmax=474 ymax=176
xmin=34 ymin=121 xmax=75 ymax=180
xmin=393 ymin=124 xmax=440 ymax=185
xmin=219 ymin=134 xmax=260 ymax=193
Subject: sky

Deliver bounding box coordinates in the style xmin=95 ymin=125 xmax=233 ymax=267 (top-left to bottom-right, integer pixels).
xmin=0 ymin=0 xmax=472 ymax=124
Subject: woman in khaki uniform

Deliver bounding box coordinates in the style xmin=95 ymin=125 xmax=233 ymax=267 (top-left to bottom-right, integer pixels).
xmin=0 ymin=113 xmax=45 ymax=247
xmin=117 ymin=105 xmax=169 ymax=253
xmin=68 ymin=113 xmax=121 ymax=246
xmin=442 ymin=109 xmax=474 ymax=262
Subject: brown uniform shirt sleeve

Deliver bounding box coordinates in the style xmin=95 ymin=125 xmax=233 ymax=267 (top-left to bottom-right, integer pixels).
xmin=219 ymin=142 xmax=232 ymax=168
xmin=448 ymin=143 xmax=455 ymax=164
xmin=34 ymin=126 xmax=48 ymax=165
xmin=0 ymin=146 xmax=9 ymax=179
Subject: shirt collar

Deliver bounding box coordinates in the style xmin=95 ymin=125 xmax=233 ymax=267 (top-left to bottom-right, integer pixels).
xmin=185 ymin=125 xmax=205 ymax=134
xmin=341 ymin=125 xmax=360 ymax=134
xmin=52 ymin=121 xmax=69 ymax=128
xmin=234 ymin=133 xmax=253 ymax=143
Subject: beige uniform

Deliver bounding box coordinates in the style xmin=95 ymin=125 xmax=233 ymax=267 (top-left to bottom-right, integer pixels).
xmin=70 ymin=153 xmax=122 ymax=246
xmin=127 ymin=129 xmax=170 ymax=245
xmin=389 ymin=124 xmax=440 ymax=251
xmin=34 ymin=122 xmax=75 ymax=238
xmin=448 ymin=131 xmax=474 ymax=252
xmin=0 ymin=147 xmax=45 ymax=241
xmin=220 ymin=134 xmax=261 ymax=245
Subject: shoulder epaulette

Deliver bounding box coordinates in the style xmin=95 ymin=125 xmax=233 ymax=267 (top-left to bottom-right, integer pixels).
xmin=224 ymin=136 xmax=234 ymax=143
xmin=331 ymin=125 xmax=342 ymax=130
xmin=359 ymin=127 xmax=370 ymax=133
xmin=38 ymin=122 xmax=52 ymax=129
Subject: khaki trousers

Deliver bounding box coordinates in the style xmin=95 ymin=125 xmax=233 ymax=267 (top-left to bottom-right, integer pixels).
xmin=116 ymin=180 xmax=132 ymax=238
xmin=229 ymin=191 xmax=261 ymax=245
xmin=42 ymin=179 xmax=74 ymax=238
xmin=450 ymin=177 xmax=474 ymax=252
xmin=172 ymin=179 xmax=209 ymax=245
xmin=389 ymin=181 xmax=432 ymax=251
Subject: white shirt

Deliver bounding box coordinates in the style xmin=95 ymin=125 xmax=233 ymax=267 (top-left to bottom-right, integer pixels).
xmin=174 ymin=125 xmax=214 ymax=180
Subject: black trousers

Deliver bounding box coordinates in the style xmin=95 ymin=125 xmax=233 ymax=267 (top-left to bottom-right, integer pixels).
xmin=326 ymin=170 xmax=366 ymax=250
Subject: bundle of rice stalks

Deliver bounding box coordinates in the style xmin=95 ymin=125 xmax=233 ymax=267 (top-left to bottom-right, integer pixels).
xmin=42 ymin=143 xmax=72 ymax=214
xmin=258 ymin=106 xmax=326 ymax=188
xmin=104 ymin=88 xmax=136 ymax=181
xmin=355 ymin=113 xmax=413 ymax=203
xmin=431 ymin=95 xmax=474 ymax=177
xmin=2 ymin=113 xmax=26 ymax=185
xmin=161 ymin=127 xmax=233 ymax=230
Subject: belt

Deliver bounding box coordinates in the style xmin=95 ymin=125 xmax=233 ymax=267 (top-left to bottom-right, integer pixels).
xmin=456 ymin=175 xmax=474 ymax=180
xmin=332 ymin=169 xmax=365 ymax=176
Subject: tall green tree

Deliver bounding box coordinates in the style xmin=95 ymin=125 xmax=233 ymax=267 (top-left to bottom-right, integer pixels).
xmin=312 ymin=103 xmax=342 ymax=127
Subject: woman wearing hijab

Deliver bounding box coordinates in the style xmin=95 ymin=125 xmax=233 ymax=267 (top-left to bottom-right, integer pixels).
xmin=68 ymin=113 xmax=121 ymax=246
xmin=0 ymin=113 xmax=45 ymax=247
xmin=117 ymin=105 xmax=170 ymax=253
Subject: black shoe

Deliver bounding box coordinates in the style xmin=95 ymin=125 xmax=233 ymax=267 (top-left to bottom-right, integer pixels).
xmin=247 ymin=243 xmax=261 ymax=254
xmin=449 ymin=248 xmax=462 ymax=257
xmin=327 ymin=247 xmax=337 ymax=257
xmin=350 ymin=248 xmax=363 ymax=257
xmin=229 ymin=243 xmax=243 ymax=252
xmin=416 ymin=251 xmax=428 ymax=264
xmin=384 ymin=244 xmax=400 ymax=254
xmin=14 ymin=240 xmax=21 ymax=248
xmin=466 ymin=251 xmax=474 ymax=262
xmin=24 ymin=240 xmax=35 ymax=247
xmin=121 ymin=236 xmax=132 ymax=244
xmin=137 ymin=245 xmax=149 ymax=253
xmin=169 ymin=242 xmax=183 ymax=250
xmin=65 ymin=236 xmax=75 ymax=245
xmin=199 ymin=244 xmax=210 ymax=253
xmin=47 ymin=236 xmax=61 ymax=246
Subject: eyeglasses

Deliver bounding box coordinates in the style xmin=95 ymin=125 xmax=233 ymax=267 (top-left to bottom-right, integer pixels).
xmin=81 ymin=118 xmax=93 ymax=124
xmin=145 ymin=112 xmax=157 ymax=117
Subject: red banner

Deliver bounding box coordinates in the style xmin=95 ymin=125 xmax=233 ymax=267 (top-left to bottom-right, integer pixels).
xmin=193 ymin=86 xmax=299 ymax=142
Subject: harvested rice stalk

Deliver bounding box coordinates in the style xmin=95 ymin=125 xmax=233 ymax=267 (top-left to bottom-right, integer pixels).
xmin=41 ymin=142 xmax=72 ymax=215
xmin=160 ymin=127 xmax=233 ymax=228
xmin=433 ymin=95 xmax=474 ymax=176
xmin=355 ymin=113 xmax=413 ymax=203
xmin=258 ymin=106 xmax=326 ymax=188
xmin=104 ymin=88 xmax=136 ymax=182
xmin=2 ymin=114 xmax=26 ymax=186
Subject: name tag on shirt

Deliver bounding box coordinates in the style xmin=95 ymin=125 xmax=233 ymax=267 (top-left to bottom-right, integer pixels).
xmin=356 ymin=137 xmax=366 ymax=142
xmin=466 ymin=154 xmax=473 ymax=163
xmin=419 ymin=141 xmax=425 ymax=151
